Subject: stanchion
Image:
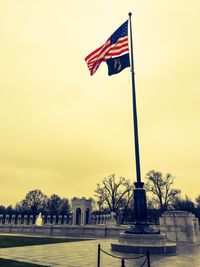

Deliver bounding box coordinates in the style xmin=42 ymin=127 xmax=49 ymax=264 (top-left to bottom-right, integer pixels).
xmin=121 ymin=258 xmax=126 ymax=267
xmin=147 ymin=250 xmax=150 ymax=267
xmin=97 ymin=244 xmax=151 ymax=267
xmin=97 ymin=244 xmax=101 ymax=267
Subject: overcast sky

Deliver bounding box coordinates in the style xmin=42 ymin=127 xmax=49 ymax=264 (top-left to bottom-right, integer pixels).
xmin=0 ymin=1 xmax=200 ymax=206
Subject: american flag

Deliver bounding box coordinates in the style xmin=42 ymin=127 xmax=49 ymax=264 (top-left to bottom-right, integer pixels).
xmin=85 ymin=20 xmax=129 ymax=76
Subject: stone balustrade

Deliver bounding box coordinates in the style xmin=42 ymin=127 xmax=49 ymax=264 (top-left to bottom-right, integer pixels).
xmin=91 ymin=212 xmax=117 ymax=225
xmin=0 ymin=214 xmax=73 ymax=225
xmin=0 ymin=212 xmax=116 ymax=226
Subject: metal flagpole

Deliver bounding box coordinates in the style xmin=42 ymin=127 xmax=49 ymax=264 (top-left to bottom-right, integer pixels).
xmin=125 ymin=12 xmax=160 ymax=234
xmin=128 ymin=12 xmax=142 ymax=185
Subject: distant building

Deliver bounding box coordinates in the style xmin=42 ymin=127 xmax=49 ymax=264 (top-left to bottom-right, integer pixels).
xmin=71 ymin=197 xmax=92 ymax=225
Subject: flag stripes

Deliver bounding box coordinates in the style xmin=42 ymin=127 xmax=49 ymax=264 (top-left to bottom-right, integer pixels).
xmin=85 ymin=21 xmax=129 ymax=75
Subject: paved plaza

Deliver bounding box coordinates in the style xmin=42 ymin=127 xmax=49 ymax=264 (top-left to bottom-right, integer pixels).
xmin=0 ymin=238 xmax=200 ymax=266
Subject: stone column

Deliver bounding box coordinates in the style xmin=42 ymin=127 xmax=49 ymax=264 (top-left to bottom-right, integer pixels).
xmin=102 ymin=215 xmax=105 ymax=224
xmin=47 ymin=215 xmax=51 ymax=224
xmin=29 ymin=215 xmax=34 ymax=225
xmin=11 ymin=215 xmax=16 ymax=224
xmin=17 ymin=215 xmax=22 ymax=225
xmin=72 ymin=210 xmax=75 ymax=225
xmin=41 ymin=215 xmax=45 ymax=225
xmin=105 ymin=215 xmax=108 ymax=224
xmin=106 ymin=212 xmax=117 ymax=226
xmin=23 ymin=215 xmax=28 ymax=225
xmin=0 ymin=215 xmax=3 ymax=225
xmin=94 ymin=215 xmax=97 ymax=225
xmin=81 ymin=212 xmax=84 ymax=225
xmin=58 ymin=215 xmax=62 ymax=225
xmin=5 ymin=215 xmax=10 ymax=224
xmin=53 ymin=215 xmax=56 ymax=224
xmin=63 ymin=215 xmax=68 ymax=224
xmin=100 ymin=215 xmax=103 ymax=224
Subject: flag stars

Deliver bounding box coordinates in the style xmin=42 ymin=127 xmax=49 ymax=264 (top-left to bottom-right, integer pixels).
xmin=111 ymin=21 xmax=128 ymax=44
xmin=85 ymin=20 xmax=129 ymax=75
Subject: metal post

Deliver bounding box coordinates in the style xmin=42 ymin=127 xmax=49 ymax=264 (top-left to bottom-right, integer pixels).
xmin=128 ymin=12 xmax=142 ymax=185
xmin=147 ymin=250 xmax=151 ymax=267
xmin=97 ymin=244 xmax=101 ymax=267
xmin=121 ymin=258 xmax=126 ymax=267
xmin=125 ymin=13 xmax=160 ymax=235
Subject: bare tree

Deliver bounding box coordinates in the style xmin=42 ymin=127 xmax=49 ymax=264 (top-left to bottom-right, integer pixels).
xmin=18 ymin=189 xmax=48 ymax=215
xmin=95 ymin=174 xmax=134 ymax=215
xmin=145 ymin=170 xmax=181 ymax=212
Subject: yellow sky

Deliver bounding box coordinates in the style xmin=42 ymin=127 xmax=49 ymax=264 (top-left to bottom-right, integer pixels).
xmin=0 ymin=1 xmax=200 ymax=206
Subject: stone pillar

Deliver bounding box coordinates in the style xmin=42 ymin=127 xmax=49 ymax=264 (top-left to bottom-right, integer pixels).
xmin=41 ymin=215 xmax=45 ymax=225
xmin=63 ymin=215 xmax=68 ymax=224
xmin=5 ymin=215 xmax=10 ymax=224
xmin=105 ymin=215 xmax=108 ymax=224
xmin=92 ymin=215 xmax=96 ymax=224
xmin=53 ymin=215 xmax=56 ymax=224
xmin=98 ymin=215 xmax=101 ymax=224
xmin=47 ymin=215 xmax=51 ymax=224
xmin=72 ymin=210 xmax=75 ymax=225
xmin=11 ymin=215 xmax=16 ymax=224
xmin=81 ymin=212 xmax=84 ymax=225
xmin=58 ymin=215 xmax=62 ymax=225
xmin=23 ymin=215 xmax=28 ymax=225
xmin=42 ymin=215 xmax=46 ymax=225
xmin=101 ymin=215 xmax=103 ymax=224
xmin=106 ymin=212 xmax=117 ymax=226
xmin=0 ymin=215 xmax=3 ymax=225
xmin=17 ymin=215 xmax=22 ymax=225
xmin=103 ymin=214 xmax=105 ymax=224
xmin=29 ymin=215 xmax=34 ymax=225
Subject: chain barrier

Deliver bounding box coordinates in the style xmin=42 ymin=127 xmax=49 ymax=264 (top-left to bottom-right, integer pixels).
xmin=97 ymin=244 xmax=151 ymax=267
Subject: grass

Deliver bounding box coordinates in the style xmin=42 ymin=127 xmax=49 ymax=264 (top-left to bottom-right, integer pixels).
xmin=0 ymin=258 xmax=50 ymax=267
xmin=0 ymin=235 xmax=88 ymax=248
xmin=0 ymin=235 xmax=90 ymax=266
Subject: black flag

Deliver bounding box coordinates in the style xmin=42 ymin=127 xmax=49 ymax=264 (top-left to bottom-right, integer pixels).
xmin=106 ymin=53 xmax=130 ymax=76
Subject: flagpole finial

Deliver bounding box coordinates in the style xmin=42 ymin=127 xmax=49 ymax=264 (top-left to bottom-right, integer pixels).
xmin=128 ymin=12 xmax=132 ymax=17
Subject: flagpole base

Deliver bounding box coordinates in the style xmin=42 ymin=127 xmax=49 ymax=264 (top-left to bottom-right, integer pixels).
xmin=126 ymin=182 xmax=160 ymax=234
xmin=125 ymin=224 xmax=160 ymax=234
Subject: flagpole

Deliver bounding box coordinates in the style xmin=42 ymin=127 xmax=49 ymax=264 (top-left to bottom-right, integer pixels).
xmin=126 ymin=13 xmax=160 ymax=234
xmin=128 ymin=12 xmax=142 ymax=186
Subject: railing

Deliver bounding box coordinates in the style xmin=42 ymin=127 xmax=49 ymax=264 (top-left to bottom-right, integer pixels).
xmin=0 ymin=214 xmax=73 ymax=225
xmin=97 ymin=244 xmax=150 ymax=267
xmin=0 ymin=213 xmax=116 ymax=226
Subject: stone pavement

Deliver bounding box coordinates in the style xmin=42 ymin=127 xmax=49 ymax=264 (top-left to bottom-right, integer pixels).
xmin=0 ymin=238 xmax=200 ymax=266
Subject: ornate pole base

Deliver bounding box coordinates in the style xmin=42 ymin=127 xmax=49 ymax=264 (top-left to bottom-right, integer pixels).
xmin=125 ymin=182 xmax=160 ymax=234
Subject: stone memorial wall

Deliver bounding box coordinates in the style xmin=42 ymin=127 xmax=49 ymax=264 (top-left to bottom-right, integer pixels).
xmin=160 ymin=211 xmax=200 ymax=244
